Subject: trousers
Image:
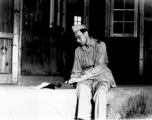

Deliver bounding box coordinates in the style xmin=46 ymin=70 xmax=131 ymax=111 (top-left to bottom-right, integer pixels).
xmin=76 ymin=79 xmax=110 ymax=120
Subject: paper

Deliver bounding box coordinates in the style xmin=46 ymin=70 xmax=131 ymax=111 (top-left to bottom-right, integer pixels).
xmin=33 ymin=82 xmax=50 ymax=90
xmin=33 ymin=82 xmax=75 ymax=90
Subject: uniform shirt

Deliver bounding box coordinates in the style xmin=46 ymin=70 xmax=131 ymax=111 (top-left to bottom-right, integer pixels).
xmin=71 ymin=37 xmax=116 ymax=87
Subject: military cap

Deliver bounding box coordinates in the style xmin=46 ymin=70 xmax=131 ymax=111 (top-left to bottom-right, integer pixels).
xmin=72 ymin=24 xmax=87 ymax=33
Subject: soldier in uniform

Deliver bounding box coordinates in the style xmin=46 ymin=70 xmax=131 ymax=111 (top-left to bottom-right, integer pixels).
xmin=67 ymin=24 xmax=116 ymax=120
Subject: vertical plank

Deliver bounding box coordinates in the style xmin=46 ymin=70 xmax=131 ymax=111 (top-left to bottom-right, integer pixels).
xmin=0 ymin=40 xmax=3 ymax=72
xmin=139 ymin=0 xmax=144 ymax=75
xmin=2 ymin=0 xmax=6 ymax=32
xmin=83 ymin=0 xmax=89 ymax=29
xmin=18 ymin=0 xmax=23 ymax=76
xmin=0 ymin=0 xmax=12 ymax=32
xmin=4 ymin=39 xmax=12 ymax=73
xmin=0 ymin=39 xmax=12 ymax=74
xmin=7 ymin=39 xmax=12 ymax=73
xmin=83 ymin=0 xmax=86 ymax=24
xmin=57 ymin=0 xmax=61 ymax=26
xmin=0 ymin=0 xmax=3 ymax=31
xmin=58 ymin=0 xmax=61 ymax=12
xmin=62 ymin=0 xmax=66 ymax=30
xmin=87 ymin=0 xmax=90 ymax=29
xmin=13 ymin=0 xmax=20 ymax=83
xmin=134 ymin=0 xmax=138 ymax=37
xmin=2 ymin=39 xmax=6 ymax=73
xmin=57 ymin=12 xmax=60 ymax=26
xmin=50 ymin=0 xmax=55 ymax=28
xmin=110 ymin=0 xmax=114 ymax=37
xmin=1 ymin=0 xmax=13 ymax=33
xmin=4 ymin=0 xmax=7 ymax=32
xmin=14 ymin=0 xmax=20 ymax=35
xmin=105 ymin=0 xmax=110 ymax=38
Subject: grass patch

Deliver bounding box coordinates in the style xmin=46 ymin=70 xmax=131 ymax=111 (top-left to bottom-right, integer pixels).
xmin=118 ymin=90 xmax=152 ymax=119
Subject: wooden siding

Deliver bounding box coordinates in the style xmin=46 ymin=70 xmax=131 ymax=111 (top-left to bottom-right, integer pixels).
xmin=0 ymin=0 xmax=13 ymax=74
xmin=0 ymin=0 xmax=14 ymax=33
xmin=0 ymin=39 xmax=12 ymax=73
xmin=21 ymin=0 xmax=66 ymax=76
xmin=20 ymin=0 xmax=145 ymax=85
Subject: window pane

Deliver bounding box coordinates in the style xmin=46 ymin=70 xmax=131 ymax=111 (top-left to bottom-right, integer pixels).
xmin=78 ymin=17 xmax=81 ymax=22
xmin=113 ymin=22 xmax=123 ymax=33
xmin=78 ymin=22 xmax=81 ymax=25
xmin=114 ymin=11 xmax=123 ymax=21
xmin=124 ymin=23 xmax=134 ymax=34
xmin=125 ymin=0 xmax=134 ymax=9
xmin=74 ymin=22 xmax=77 ymax=25
xmin=114 ymin=0 xmax=124 ymax=9
xmin=124 ymin=11 xmax=134 ymax=21
xmin=74 ymin=16 xmax=77 ymax=21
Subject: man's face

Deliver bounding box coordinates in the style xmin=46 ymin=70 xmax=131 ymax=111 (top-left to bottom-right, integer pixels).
xmin=75 ymin=31 xmax=87 ymax=46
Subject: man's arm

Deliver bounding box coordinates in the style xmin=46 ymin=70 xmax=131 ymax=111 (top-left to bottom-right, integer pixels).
xmin=80 ymin=42 xmax=109 ymax=80
xmin=66 ymin=49 xmax=84 ymax=84
xmin=70 ymin=49 xmax=82 ymax=78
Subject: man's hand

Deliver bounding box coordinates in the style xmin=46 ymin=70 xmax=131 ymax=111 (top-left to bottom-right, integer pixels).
xmin=68 ymin=78 xmax=82 ymax=84
xmin=64 ymin=81 xmax=68 ymax=84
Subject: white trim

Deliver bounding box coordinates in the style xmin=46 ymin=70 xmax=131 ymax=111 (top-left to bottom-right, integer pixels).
xmin=50 ymin=0 xmax=55 ymax=28
xmin=110 ymin=0 xmax=114 ymax=37
xmin=0 ymin=32 xmax=13 ymax=39
xmin=111 ymin=33 xmax=135 ymax=37
xmin=134 ymin=0 xmax=138 ymax=37
xmin=110 ymin=0 xmax=138 ymax=37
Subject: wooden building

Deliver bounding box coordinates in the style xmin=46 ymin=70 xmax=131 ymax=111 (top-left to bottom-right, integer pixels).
xmin=0 ymin=0 xmax=151 ymax=85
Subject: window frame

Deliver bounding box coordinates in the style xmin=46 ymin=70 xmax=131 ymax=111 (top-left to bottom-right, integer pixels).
xmin=110 ymin=0 xmax=138 ymax=37
xmin=74 ymin=16 xmax=82 ymax=25
xmin=49 ymin=0 xmax=66 ymax=30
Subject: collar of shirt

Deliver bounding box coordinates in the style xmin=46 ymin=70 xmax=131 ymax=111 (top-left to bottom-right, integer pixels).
xmin=82 ymin=37 xmax=95 ymax=52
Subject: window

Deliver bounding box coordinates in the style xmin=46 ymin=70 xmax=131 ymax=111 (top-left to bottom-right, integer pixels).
xmin=110 ymin=0 xmax=138 ymax=37
xmin=50 ymin=0 xmax=89 ymax=31
xmin=49 ymin=0 xmax=66 ymax=30
xmin=74 ymin=16 xmax=82 ymax=25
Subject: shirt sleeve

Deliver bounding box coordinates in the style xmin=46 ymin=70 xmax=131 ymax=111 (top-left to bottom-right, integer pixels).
xmin=70 ymin=49 xmax=82 ymax=78
xmin=81 ymin=42 xmax=109 ymax=80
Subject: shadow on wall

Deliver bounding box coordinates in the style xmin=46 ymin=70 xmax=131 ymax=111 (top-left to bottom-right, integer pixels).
xmin=104 ymin=37 xmax=142 ymax=85
xmin=61 ymin=31 xmax=78 ymax=81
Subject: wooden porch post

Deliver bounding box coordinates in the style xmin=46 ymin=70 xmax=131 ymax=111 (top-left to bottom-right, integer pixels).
xmin=13 ymin=0 xmax=20 ymax=83
xmin=83 ymin=0 xmax=90 ymax=29
xmin=18 ymin=0 xmax=23 ymax=80
xmin=139 ymin=0 xmax=144 ymax=76
xmin=105 ymin=0 xmax=110 ymax=38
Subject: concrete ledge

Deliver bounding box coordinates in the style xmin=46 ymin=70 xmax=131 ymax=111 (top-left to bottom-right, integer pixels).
xmin=0 ymin=85 xmax=152 ymax=120
xmin=107 ymin=86 xmax=152 ymax=119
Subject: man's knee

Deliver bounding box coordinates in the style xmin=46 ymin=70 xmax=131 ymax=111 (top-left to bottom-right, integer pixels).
xmin=96 ymin=87 xmax=107 ymax=95
xmin=77 ymin=81 xmax=91 ymax=89
xmin=96 ymin=81 xmax=110 ymax=93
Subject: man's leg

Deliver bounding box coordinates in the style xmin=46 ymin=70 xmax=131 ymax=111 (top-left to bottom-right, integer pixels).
xmin=76 ymin=80 xmax=92 ymax=120
xmin=93 ymin=82 xmax=110 ymax=120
